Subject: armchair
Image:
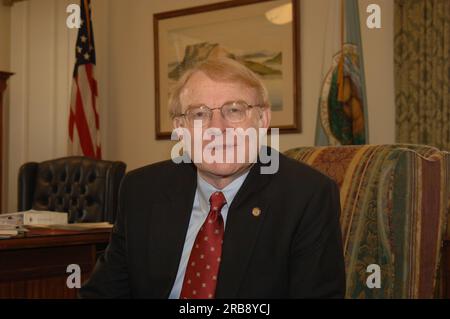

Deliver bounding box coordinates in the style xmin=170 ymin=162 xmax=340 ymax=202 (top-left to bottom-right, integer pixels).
xmin=285 ymin=144 xmax=450 ymax=298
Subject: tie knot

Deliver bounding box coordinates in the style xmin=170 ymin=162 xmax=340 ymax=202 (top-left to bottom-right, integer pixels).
xmin=209 ymin=191 xmax=226 ymax=212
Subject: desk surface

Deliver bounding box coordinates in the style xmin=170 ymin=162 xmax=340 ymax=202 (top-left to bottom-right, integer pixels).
xmin=0 ymin=228 xmax=111 ymax=251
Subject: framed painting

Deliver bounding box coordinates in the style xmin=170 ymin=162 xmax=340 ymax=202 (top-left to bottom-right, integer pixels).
xmin=154 ymin=0 xmax=300 ymax=139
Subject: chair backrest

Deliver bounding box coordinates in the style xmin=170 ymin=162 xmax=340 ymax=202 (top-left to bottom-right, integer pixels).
xmin=18 ymin=156 xmax=126 ymax=223
xmin=285 ymin=144 xmax=450 ymax=298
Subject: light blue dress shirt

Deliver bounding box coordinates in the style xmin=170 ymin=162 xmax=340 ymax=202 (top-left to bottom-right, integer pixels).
xmin=168 ymin=170 xmax=250 ymax=299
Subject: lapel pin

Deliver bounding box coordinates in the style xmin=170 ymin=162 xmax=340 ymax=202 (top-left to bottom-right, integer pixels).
xmin=252 ymin=207 xmax=261 ymax=217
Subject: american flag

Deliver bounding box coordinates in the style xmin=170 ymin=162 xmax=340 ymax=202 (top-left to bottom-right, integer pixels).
xmin=68 ymin=0 xmax=101 ymax=159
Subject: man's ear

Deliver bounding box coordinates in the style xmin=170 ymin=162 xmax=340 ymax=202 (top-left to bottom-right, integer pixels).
xmin=172 ymin=117 xmax=185 ymax=140
xmin=173 ymin=117 xmax=185 ymax=128
xmin=258 ymin=106 xmax=271 ymax=129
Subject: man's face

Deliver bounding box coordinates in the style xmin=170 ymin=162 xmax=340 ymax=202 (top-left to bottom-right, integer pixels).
xmin=175 ymin=71 xmax=271 ymax=181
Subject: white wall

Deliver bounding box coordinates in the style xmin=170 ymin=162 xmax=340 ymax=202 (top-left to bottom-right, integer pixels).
xmin=0 ymin=4 xmax=10 ymax=71
xmin=359 ymin=0 xmax=395 ymax=144
xmin=1 ymin=3 xmax=11 ymax=213
xmin=6 ymin=0 xmax=395 ymax=212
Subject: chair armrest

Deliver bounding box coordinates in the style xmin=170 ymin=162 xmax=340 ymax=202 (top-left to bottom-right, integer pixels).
xmin=17 ymin=162 xmax=38 ymax=211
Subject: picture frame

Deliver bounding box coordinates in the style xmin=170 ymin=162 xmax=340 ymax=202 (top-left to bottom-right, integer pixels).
xmin=154 ymin=0 xmax=301 ymax=139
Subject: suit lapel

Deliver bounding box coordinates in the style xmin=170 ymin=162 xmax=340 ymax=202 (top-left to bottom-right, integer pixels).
xmin=146 ymin=162 xmax=197 ymax=298
xmin=215 ymin=160 xmax=273 ymax=298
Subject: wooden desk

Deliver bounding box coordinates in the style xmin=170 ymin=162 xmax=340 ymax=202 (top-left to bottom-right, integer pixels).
xmin=0 ymin=228 xmax=111 ymax=298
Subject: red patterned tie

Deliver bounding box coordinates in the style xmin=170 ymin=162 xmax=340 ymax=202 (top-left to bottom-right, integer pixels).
xmin=180 ymin=191 xmax=226 ymax=299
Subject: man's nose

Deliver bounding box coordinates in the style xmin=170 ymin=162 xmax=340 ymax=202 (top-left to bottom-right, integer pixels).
xmin=208 ymin=109 xmax=227 ymax=132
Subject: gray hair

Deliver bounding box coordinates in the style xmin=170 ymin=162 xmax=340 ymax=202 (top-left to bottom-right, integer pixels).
xmin=168 ymin=57 xmax=270 ymax=118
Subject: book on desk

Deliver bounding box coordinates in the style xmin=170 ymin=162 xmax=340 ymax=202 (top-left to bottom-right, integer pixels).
xmin=0 ymin=210 xmax=113 ymax=238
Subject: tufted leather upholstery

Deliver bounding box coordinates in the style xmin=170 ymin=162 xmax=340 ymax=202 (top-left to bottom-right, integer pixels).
xmin=18 ymin=156 xmax=126 ymax=223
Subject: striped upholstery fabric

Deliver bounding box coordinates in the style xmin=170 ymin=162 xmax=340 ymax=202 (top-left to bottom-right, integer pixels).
xmin=285 ymin=144 xmax=450 ymax=298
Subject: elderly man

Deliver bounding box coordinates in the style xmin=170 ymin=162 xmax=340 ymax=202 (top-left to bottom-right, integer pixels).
xmin=80 ymin=58 xmax=345 ymax=299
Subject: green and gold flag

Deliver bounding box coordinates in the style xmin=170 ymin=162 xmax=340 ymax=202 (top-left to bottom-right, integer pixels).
xmin=315 ymin=0 xmax=369 ymax=145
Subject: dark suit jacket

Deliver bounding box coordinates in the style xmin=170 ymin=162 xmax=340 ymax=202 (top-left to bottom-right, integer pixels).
xmin=79 ymin=149 xmax=346 ymax=298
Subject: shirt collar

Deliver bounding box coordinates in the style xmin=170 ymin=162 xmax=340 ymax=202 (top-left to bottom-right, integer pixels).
xmin=197 ymin=170 xmax=250 ymax=214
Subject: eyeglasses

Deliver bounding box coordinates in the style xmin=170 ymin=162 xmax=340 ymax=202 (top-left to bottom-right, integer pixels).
xmin=177 ymin=100 xmax=261 ymax=127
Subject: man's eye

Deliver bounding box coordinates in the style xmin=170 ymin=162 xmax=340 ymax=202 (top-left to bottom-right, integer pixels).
xmin=192 ymin=111 xmax=206 ymax=118
xmin=226 ymin=104 xmax=245 ymax=113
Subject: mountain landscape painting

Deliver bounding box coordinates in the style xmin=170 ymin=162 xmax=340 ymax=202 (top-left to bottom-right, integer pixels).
xmin=167 ymin=42 xmax=283 ymax=111
xmin=154 ymin=0 xmax=299 ymax=138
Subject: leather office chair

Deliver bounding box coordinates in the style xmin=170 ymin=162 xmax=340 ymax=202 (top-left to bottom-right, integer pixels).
xmin=18 ymin=156 xmax=126 ymax=223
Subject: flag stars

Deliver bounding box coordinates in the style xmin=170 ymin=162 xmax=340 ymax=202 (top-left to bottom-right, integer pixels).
xmin=196 ymin=272 xmax=201 ymax=277
xmin=210 ymin=247 xmax=215 ymax=252
xmin=81 ymin=35 xmax=87 ymax=43
xmin=76 ymin=46 xmax=82 ymax=53
xmin=202 ymin=283 xmax=206 ymax=288
xmin=206 ymin=264 xmax=210 ymax=270
xmin=84 ymin=53 xmax=90 ymax=60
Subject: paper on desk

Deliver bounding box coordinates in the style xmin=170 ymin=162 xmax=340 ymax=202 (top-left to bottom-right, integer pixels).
xmin=0 ymin=210 xmax=68 ymax=226
xmin=0 ymin=224 xmax=28 ymax=238
xmin=0 ymin=224 xmax=28 ymax=231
